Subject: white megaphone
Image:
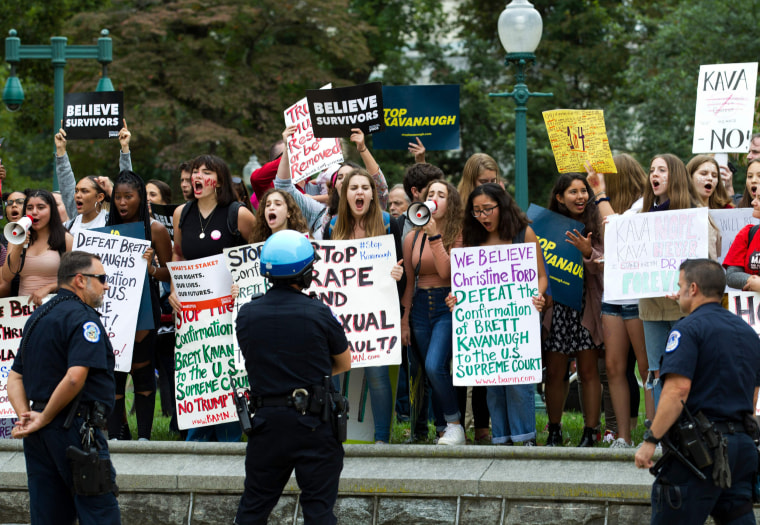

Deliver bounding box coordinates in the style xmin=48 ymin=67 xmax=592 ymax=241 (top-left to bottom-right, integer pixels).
xmin=4 ymin=215 xmax=33 ymax=245
xmin=407 ymin=200 xmax=438 ymax=226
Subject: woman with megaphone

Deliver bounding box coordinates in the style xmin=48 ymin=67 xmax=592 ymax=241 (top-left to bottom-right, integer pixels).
xmin=1 ymin=190 xmax=73 ymax=305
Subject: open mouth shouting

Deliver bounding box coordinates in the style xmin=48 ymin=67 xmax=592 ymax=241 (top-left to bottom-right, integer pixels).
xmin=752 ymin=186 xmax=758 ymax=197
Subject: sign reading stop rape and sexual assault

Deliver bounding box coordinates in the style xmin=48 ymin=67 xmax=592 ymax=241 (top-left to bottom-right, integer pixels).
xmin=223 ymin=235 xmax=401 ymax=368
xmin=0 ymin=298 xmax=39 ymax=418
xmin=604 ymin=208 xmax=710 ymax=301
xmin=450 ymin=244 xmax=541 ymax=386
xmin=75 ymin=229 xmax=150 ymax=372
xmin=692 ymin=62 xmax=758 ymax=153
xmin=307 ymin=82 xmax=385 ymax=138
xmin=174 ymin=304 xmax=249 ymax=430
xmin=63 ymin=91 xmax=124 ymax=140
xmin=284 ymin=84 xmax=344 ymax=184
xmin=167 ymin=254 xmax=233 ymax=311
xmin=727 ymin=291 xmax=760 ymax=415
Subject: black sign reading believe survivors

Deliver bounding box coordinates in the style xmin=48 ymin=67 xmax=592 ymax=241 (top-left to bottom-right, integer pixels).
xmin=63 ymin=91 xmax=125 ymax=140
xmin=306 ymin=82 xmax=385 ymax=138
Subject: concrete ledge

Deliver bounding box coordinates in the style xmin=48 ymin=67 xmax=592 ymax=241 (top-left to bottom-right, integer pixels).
xmin=0 ymin=439 xmax=702 ymax=524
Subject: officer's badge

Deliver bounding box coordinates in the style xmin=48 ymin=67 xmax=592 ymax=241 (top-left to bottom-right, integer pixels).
xmin=83 ymin=321 xmax=101 ymax=343
xmin=665 ymin=330 xmax=681 ymax=353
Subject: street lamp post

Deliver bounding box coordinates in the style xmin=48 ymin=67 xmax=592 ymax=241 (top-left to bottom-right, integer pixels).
xmin=2 ymin=28 xmax=114 ymax=189
xmin=489 ymin=0 xmax=552 ymax=211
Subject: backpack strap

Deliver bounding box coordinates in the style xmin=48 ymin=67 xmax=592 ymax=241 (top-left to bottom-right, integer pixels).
xmin=749 ymin=224 xmax=760 ymax=247
xmin=227 ymin=201 xmax=243 ymax=243
xmin=178 ymin=201 xmax=195 ymax=230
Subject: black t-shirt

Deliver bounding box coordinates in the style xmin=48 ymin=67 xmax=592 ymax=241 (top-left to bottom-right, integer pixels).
xmin=660 ymin=302 xmax=760 ymax=422
xmin=237 ymin=285 xmax=348 ymax=397
xmin=180 ymin=201 xmax=243 ymax=259
xmin=11 ymin=289 xmax=116 ymax=413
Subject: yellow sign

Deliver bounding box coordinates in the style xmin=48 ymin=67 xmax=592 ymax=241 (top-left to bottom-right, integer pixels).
xmin=542 ymin=109 xmax=616 ymax=174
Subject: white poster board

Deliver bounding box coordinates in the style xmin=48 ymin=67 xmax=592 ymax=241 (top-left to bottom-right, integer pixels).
xmin=167 ymin=254 xmax=233 ymax=311
xmin=0 ymin=297 xmax=39 ymax=418
xmin=727 ymin=291 xmax=760 ymax=415
xmin=709 ymin=208 xmax=759 ymax=265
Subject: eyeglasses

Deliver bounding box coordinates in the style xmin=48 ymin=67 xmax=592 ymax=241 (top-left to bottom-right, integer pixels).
xmin=5 ymin=198 xmax=24 ymax=207
xmin=69 ymin=273 xmax=108 ymax=284
xmin=471 ymin=205 xmax=498 ymax=218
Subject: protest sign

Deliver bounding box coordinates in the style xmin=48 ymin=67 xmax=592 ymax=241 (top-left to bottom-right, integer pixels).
xmin=284 ymin=84 xmax=343 ymax=184
xmin=63 ymin=91 xmax=124 ymax=140
xmin=692 ymin=62 xmax=758 ymax=153
xmin=709 ymin=208 xmax=759 ymax=265
xmin=372 ymin=85 xmax=460 ymax=151
xmin=167 ymin=254 xmax=233 ymax=311
xmin=727 ymin=290 xmax=760 ymax=415
xmin=75 ymin=228 xmax=150 ymax=372
xmin=526 ymin=204 xmax=584 ymax=311
xmin=223 ymin=236 xmax=401 ymax=368
xmin=450 ymin=244 xmax=542 ymax=386
xmin=604 ymin=208 xmax=710 ymax=301
xmin=0 ymin=297 xmax=39 ymax=418
xmin=542 ymin=109 xmax=616 ymax=174
xmin=0 ymin=417 xmax=15 ymax=438
xmin=174 ymin=305 xmax=249 ymax=430
xmin=307 ymin=82 xmax=385 ymax=138
xmin=150 ymin=203 xmax=178 ymax=240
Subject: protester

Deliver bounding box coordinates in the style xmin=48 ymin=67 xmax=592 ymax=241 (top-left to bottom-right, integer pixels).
xmin=105 ymin=170 xmax=172 ymax=441
xmin=232 ymin=176 xmax=253 ymax=213
xmin=146 ymin=179 xmax=171 ymax=206
xmin=2 ymin=190 xmax=73 ymax=305
xmin=457 ymin=183 xmax=547 ymax=446
xmin=736 ymin=157 xmax=760 ymax=208
xmin=388 ymin=184 xmax=410 ymax=218
xmin=52 ymin=191 xmax=68 ymax=223
xmin=723 ymin=194 xmax=760 ymax=291
xmin=251 ymin=188 xmax=311 ymax=242
xmin=178 ymin=161 xmax=193 ymax=201
xmin=586 ymin=155 xmax=652 ymax=447
xmin=686 ymin=155 xmax=733 ymax=209
xmin=457 ymin=153 xmax=501 ymax=204
xmin=543 ymin=173 xmax=604 ymax=447
xmin=400 ymin=179 xmax=466 ymax=445
xmin=169 ymin=154 xmax=255 ymax=442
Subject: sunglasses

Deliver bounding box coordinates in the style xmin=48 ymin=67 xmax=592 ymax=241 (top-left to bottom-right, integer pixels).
xmin=5 ymin=198 xmax=24 ymax=207
xmin=69 ymin=273 xmax=108 ymax=284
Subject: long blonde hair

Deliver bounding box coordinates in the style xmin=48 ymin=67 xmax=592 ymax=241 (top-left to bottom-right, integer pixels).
xmin=331 ymin=169 xmax=386 ymax=240
xmin=607 ymin=154 xmax=647 ymax=213
xmin=457 ymin=153 xmax=500 ymax=204
xmin=641 ymin=153 xmax=700 ymax=211
xmin=685 ymin=155 xmax=733 ymax=209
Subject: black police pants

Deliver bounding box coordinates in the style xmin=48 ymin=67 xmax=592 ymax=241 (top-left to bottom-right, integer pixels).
xmin=651 ymin=433 xmax=757 ymax=525
xmin=235 ymin=407 xmax=343 ymax=525
xmin=23 ymin=415 xmax=120 ymax=525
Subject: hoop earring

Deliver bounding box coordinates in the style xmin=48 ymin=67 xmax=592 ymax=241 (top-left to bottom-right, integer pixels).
xmin=96 ymin=201 xmax=103 ymax=214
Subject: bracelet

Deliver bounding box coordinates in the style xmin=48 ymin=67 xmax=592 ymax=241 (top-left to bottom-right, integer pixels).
xmin=149 ymin=265 xmax=156 ymax=276
xmin=427 ymin=234 xmax=442 ymax=241
xmin=357 ymin=146 xmax=367 ymax=153
xmin=595 ymin=197 xmax=610 ymax=205
xmin=593 ymin=191 xmax=606 ymax=199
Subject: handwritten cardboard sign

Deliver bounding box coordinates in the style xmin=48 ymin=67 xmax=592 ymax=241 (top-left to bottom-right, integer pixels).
xmin=373 ymin=85 xmax=460 ymax=151
xmin=526 ymin=204 xmax=585 ymax=311
xmin=604 ymin=208 xmax=710 ymax=301
xmin=0 ymin=297 xmax=39 ymax=418
xmin=174 ymin=305 xmax=249 ymax=430
xmin=75 ymin=229 xmax=150 ymax=372
xmin=709 ymin=208 xmax=759 ymax=265
xmin=284 ymin=84 xmax=343 ymax=184
xmin=223 ymin=235 xmax=401 ymax=368
xmin=63 ymin=91 xmax=125 ymax=140
xmin=542 ymin=109 xmax=616 ymax=174
xmin=727 ymin=290 xmax=760 ymax=415
xmin=692 ymin=62 xmax=758 ymax=153
xmin=167 ymin=254 xmax=233 ymax=311
xmin=307 ymin=82 xmax=385 ymax=138
xmin=450 ymin=244 xmax=542 ymax=386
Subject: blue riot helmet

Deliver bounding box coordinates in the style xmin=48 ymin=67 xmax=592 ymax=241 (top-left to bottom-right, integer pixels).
xmin=260 ymin=230 xmax=316 ymax=285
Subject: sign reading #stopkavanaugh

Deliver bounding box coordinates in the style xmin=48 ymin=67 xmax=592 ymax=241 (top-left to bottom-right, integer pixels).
xmin=63 ymin=91 xmax=124 ymax=140
xmin=307 ymin=82 xmax=385 ymax=138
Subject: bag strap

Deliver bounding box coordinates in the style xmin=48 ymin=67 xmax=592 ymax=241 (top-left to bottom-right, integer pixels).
xmin=411 ymin=229 xmax=427 ymax=290
xmin=749 ymin=224 xmax=760 ymax=247
xmin=227 ymin=201 xmax=243 ymax=242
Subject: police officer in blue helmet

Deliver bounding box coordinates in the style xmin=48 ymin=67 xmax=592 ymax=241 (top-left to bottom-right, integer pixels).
xmin=235 ymin=230 xmax=351 ymax=525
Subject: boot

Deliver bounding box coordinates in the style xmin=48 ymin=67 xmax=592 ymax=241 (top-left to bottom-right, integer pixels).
xmin=577 ymin=426 xmax=597 ymax=447
xmin=545 ymin=423 xmax=562 ymax=446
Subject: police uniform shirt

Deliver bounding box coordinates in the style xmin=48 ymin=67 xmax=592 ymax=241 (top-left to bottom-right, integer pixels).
xmin=237 ymin=285 xmax=348 ymax=397
xmin=660 ymin=302 xmax=760 ymax=422
xmin=11 ymin=289 xmax=116 ymax=413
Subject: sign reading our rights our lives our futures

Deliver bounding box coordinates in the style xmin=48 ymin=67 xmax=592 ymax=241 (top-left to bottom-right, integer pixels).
xmin=167 ymin=254 xmax=233 ymax=311
xmin=223 ymin=235 xmax=402 ymax=368
xmin=450 ymin=244 xmax=541 ymax=387
xmin=0 ymin=298 xmax=39 ymax=419
xmin=307 ymin=82 xmax=385 ymax=138
xmin=63 ymin=91 xmax=124 ymax=140
xmin=284 ymin=83 xmax=343 ymax=184
xmin=372 ymin=85 xmax=460 ymax=151
xmin=604 ymin=208 xmax=710 ymax=301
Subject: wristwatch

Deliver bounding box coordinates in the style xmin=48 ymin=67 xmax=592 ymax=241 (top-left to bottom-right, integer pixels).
xmin=642 ymin=429 xmax=660 ymax=445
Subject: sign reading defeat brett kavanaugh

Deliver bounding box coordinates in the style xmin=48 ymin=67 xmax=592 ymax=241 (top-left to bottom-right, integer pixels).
xmin=63 ymin=91 xmax=124 ymax=140
xmin=307 ymin=82 xmax=385 ymax=138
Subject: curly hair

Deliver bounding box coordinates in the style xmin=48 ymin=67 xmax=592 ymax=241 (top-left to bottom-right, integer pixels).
xmin=250 ymin=189 xmax=310 ymax=243
xmin=107 ymin=170 xmax=153 ymax=243
xmin=332 ymin=169 xmax=385 ymax=240
xmin=462 ymin=183 xmax=530 ymax=246
xmin=417 ymin=179 xmax=462 ymax=252
xmin=548 ymin=173 xmax=602 ymax=236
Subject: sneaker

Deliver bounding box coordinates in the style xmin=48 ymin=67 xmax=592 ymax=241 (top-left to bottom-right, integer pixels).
xmin=545 ymin=423 xmax=562 ymax=446
xmin=577 ymin=426 xmax=597 ymax=447
xmin=437 ymin=424 xmax=466 ymax=446
xmin=523 ymin=438 xmax=537 ymax=447
xmin=602 ymin=430 xmax=617 ymax=444
xmin=609 ymin=437 xmax=633 ymax=449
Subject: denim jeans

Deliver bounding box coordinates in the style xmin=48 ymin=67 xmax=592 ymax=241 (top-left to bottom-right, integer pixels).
xmin=410 ymin=287 xmax=460 ymax=431
xmin=487 ymin=384 xmax=536 ymax=443
xmin=643 ymin=319 xmax=679 ymax=408
xmin=332 ymin=367 xmax=392 ymax=443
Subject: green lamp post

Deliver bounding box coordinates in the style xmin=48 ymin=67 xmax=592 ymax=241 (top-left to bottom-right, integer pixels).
xmin=2 ymin=28 xmax=114 ymax=189
xmin=489 ymin=0 xmax=552 ymax=211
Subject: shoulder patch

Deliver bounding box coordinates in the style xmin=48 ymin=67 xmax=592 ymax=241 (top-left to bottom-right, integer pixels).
xmin=82 ymin=321 xmax=101 ymax=343
xmin=665 ymin=330 xmax=681 ymax=353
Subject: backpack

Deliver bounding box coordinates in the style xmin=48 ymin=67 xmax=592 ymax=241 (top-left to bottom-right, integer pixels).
xmin=179 ymin=201 xmax=243 ymax=244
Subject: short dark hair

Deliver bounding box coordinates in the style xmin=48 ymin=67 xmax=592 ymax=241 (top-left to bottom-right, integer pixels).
xmin=178 ymin=161 xmax=191 ymax=175
xmin=403 ymin=163 xmax=444 ymax=201
xmin=59 ymin=251 xmax=101 ymax=285
xmin=679 ymin=258 xmax=725 ymax=299
xmin=189 ymin=154 xmax=237 ymax=207
xmin=268 ymin=140 xmax=285 ymax=162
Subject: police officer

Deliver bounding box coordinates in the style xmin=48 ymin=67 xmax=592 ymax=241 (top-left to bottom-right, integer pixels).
xmin=635 ymin=259 xmax=760 ymax=524
xmin=235 ymin=230 xmax=351 ymax=525
xmin=7 ymin=251 xmax=120 ymax=524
